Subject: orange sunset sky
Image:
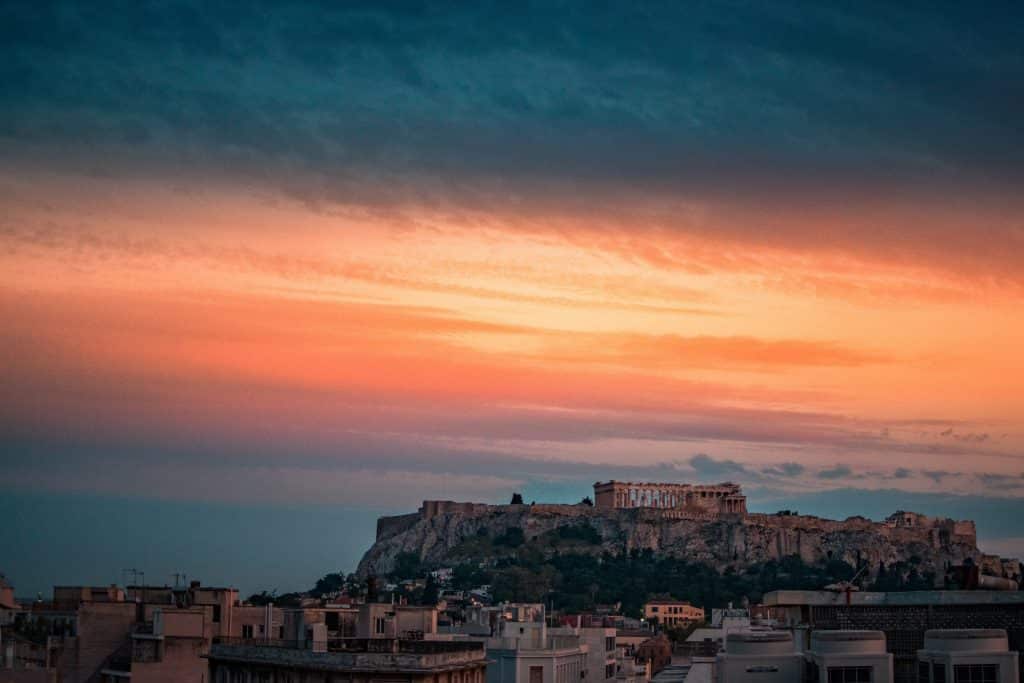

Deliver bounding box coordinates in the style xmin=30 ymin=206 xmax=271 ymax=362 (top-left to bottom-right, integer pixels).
xmin=2 ymin=0 xmax=1023 ymax=592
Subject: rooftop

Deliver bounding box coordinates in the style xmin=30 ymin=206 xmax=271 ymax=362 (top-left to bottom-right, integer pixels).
xmin=811 ymin=630 xmax=885 ymax=642
xmin=726 ymin=632 xmax=792 ymax=643
xmin=208 ymin=638 xmax=486 ymax=673
xmin=924 ymin=629 xmax=1007 ymax=640
xmin=763 ymin=590 xmax=1024 ymax=607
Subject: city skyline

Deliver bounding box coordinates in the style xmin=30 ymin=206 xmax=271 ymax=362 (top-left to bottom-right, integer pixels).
xmin=2 ymin=1 xmax=1023 ymax=596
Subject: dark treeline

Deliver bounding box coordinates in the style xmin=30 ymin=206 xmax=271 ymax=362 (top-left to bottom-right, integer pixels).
xmin=247 ymin=522 xmax=939 ymax=614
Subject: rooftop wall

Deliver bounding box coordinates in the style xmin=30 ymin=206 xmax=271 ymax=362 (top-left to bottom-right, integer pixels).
xmin=208 ymin=640 xmax=486 ymax=672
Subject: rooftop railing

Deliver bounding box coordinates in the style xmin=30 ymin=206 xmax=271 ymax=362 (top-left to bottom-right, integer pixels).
xmin=212 ymin=637 xmax=485 ymax=655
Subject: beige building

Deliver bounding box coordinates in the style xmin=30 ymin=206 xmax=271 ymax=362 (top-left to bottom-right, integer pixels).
xmin=128 ymin=608 xmax=212 ymax=683
xmin=643 ymin=601 xmax=704 ymax=628
xmin=356 ymin=603 xmax=440 ymax=639
xmin=593 ymin=482 xmax=746 ymax=515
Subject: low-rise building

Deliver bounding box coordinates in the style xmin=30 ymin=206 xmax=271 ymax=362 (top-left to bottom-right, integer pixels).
xmin=206 ymin=637 xmax=488 ymax=683
xmin=760 ymin=589 xmax=1024 ymax=683
xmin=357 ymin=603 xmax=440 ymax=639
xmin=551 ymin=626 xmax=617 ymax=683
xmin=715 ymin=631 xmax=803 ymax=683
xmin=643 ymin=601 xmax=704 ymax=629
xmin=806 ymin=631 xmax=893 ymax=683
xmin=483 ymin=606 xmax=589 ymax=683
xmin=917 ymin=630 xmax=1019 ymax=683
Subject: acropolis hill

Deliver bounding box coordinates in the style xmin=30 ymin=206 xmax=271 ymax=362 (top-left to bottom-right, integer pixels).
xmin=357 ymin=480 xmax=1008 ymax=582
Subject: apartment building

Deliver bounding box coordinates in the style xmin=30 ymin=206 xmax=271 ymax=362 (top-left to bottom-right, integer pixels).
xmin=643 ymin=601 xmax=705 ymax=628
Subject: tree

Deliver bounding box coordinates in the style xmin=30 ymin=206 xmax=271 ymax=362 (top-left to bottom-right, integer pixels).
xmin=311 ymin=572 xmax=346 ymax=597
xmin=343 ymin=573 xmax=365 ymax=598
xmin=422 ymin=575 xmax=440 ymax=605
xmin=510 ymin=493 xmax=524 ymax=505
xmin=580 ymin=496 xmax=594 ymax=506
xmin=391 ymin=551 xmax=423 ymax=580
xmin=246 ymin=590 xmax=302 ymax=607
xmin=452 ymin=563 xmax=492 ymax=590
xmin=494 ymin=527 xmax=526 ymax=548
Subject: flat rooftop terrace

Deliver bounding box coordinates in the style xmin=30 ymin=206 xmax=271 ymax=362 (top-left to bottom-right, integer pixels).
xmin=763 ymin=590 xmax=1024 ymax=607
xmin=208 ymin=638 xmax=487 ymax=673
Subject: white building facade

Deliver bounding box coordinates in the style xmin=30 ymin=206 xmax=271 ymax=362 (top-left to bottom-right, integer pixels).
xmin=917 ymin=630 xmax=1019 ymax=683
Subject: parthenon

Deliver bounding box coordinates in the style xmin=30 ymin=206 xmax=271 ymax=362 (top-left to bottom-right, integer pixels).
xmin=593 ymin=480 xmax=747 ymax=515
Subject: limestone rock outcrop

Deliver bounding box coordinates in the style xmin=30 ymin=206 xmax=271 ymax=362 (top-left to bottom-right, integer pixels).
xmin=356 ymin=501 xmax=986 ymax=581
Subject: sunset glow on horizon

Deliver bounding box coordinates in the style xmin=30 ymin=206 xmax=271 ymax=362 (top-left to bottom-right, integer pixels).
xmin=2 ymin=0 xmax=1023 ymax=593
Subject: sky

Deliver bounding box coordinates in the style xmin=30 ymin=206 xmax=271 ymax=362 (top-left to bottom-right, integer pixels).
xmin=2 ymin=1 xmax=1023 ymax=597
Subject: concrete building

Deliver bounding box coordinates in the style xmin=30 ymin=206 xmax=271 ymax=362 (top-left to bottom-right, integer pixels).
xmin=761 ymin=590 xmax=1024 ymax=683
xmin=681 ymin=610 xmax=770 ymax=658
xmin=455 ymin=604 xmax=546 ymax=638
xmin=643 ymin=601 xmax=704 ymax=628
xmin=52 ymin=585 xmax=126 ymax=610
xmin=0 ymin=576 xmax=17 ymax=612
xmin=550 ymin=626 xmax=617 ymax=683
xmin=128 ymin=608 xmax=212 ymax=683
xmin=806 ymin=631 xmax=893 ymax=683
xmin=633 ymin=635 xmax=671 ymax=677
xmin=917 ymin=630 xmax=1019 ymax=683
xmin=357 ymin=603 xmax=440 ymax=639
xmin=484 ymin=607 xmax=589 ymax=683
xmin=206 ymin=638 xmax=488 ymax=683
xmin=593 ymin=482 xmax=746 ymax=515
xmin=715 ymin=631 xmax=803 ymax=683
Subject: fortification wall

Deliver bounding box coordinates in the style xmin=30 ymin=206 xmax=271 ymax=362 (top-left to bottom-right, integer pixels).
xmin=419 ymin=500 xmax=492 ymax=519
xmin=376 ymin=513 xmax=421 ymax=541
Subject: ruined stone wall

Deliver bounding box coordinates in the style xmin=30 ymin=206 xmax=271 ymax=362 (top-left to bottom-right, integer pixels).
xmin=376 ymin=513 xmax=421 ymax=541
xmin=420 ymin=501 xmax=491 ymax=520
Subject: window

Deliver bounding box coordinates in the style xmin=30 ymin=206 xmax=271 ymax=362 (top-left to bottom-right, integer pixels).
xmin=650 ymin=607 xmax=659 ymax=613
xmin=934 ymin=664 xmax=946 ymax=683
xmin=530 ymin=666 xmax=543 ymax=683
xmin=919 ymin=662 xmax=931 ymax=683
xmin=746 ymin=666 xmax=780 ymax=673
xmin=954 ymin=665 xmax=998 ymax=683
xmin=241 ymin=624 xmax=254 ymax=639
xmin=606 ymin=664 xmax=616 ymax=679
xmin=828 ymin=667 xmax=873 ymax=683
xmin=606 ymin=637 xmax=615 ymax=652
xmin=212 ymin=604 xmax=222 ymax=623
xmin=374 ymin=617 xmax=387 ymax=635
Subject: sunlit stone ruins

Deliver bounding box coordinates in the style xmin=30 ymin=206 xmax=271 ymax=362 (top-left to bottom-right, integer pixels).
xmin=593 ymin=480 xmax=748 ymax=514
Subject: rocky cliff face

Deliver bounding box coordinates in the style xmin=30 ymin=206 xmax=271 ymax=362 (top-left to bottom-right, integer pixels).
xmin=357 ymin=502 xmax=984 ymax=580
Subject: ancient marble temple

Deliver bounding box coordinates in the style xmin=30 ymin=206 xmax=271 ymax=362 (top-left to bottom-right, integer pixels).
xmin=593 ymin=480 xmax=747 ymax=515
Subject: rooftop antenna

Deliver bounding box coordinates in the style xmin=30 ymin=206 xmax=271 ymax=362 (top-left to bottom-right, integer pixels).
xmin=123 ymin=568 xmax=146 ymax=602
xmin=123 ymin=568 xmax=141 ymax=588
xmin=824 ymin=563 xmax=870 ymax=605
